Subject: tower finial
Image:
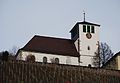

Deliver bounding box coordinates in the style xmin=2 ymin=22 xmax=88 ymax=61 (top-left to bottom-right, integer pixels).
xmin=83 ymin=10 xmax=85 ymax=22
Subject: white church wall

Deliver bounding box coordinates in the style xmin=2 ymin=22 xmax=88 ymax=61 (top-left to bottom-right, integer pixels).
xmin=75 ymin=24 xmax=100 ymax=66
xmin=17 ymin=50 xmax=79 ymax=66
xmin=74 ymin=39 xmax=79 ymax=52
xmin=79 ymin=24 xmax=99 ymax=56
xmin=80 ymin=55 xmax=94 ymax=66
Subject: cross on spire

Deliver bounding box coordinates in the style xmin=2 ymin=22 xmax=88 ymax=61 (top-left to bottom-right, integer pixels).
xmin=83 ymin=11 xmax=85 ymax=22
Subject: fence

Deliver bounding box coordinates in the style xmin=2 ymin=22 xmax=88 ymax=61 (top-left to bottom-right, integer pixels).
xmin=0 ymin=60 xmax=120 ymax=83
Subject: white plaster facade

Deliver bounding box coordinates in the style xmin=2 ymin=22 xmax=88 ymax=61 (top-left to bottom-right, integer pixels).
xmin=74 ymin=24 xmax=100 ymax=67
xmin=117 ymin=56 xmax=120 ymax=70
xmin=17 ymin=50 xmax=79 ymax=65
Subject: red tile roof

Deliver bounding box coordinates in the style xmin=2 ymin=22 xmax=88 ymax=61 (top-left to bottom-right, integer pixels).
xmin=21 ymin=35 xmax=80 ymax=57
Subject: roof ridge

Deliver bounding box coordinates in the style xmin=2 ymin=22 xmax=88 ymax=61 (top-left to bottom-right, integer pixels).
xmin=34 ymin=35 xmax=71 ymax=41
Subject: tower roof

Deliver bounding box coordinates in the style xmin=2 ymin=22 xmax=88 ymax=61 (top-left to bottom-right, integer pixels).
xmin=77 ymin=21 xmax=100 ymax=26
xmin=70 ymin=21 xmax=100 ymax=33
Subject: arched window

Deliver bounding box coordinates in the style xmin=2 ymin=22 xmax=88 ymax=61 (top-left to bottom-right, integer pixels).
xmin=26 ymin=54 xmax=35 ymax=62
xmin=88 ymin=64 xmax=91 ymax=67
xmin=43 ymin=57 xmax=47 ymax=63
xmin=55 ymin=58 xmax=59 ymax=64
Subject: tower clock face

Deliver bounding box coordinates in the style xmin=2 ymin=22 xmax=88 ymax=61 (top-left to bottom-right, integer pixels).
xmin=86 ymin=33 xmax=92 ymax=39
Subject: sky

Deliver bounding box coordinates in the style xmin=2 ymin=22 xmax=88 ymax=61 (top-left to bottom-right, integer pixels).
xmin=0 ymin=0 xmax=120 ymax=54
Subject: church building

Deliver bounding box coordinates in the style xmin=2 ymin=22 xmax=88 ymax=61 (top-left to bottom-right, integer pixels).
xmin=16 ymin=16 xmax=100 ymax=67
xmin=70 ymin=21 xmax=100 ymax=66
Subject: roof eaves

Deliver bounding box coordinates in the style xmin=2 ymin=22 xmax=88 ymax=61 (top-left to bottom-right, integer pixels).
xmin=78 ymin=21 xmax=100 ymax=27
xmin=69 ymin=23 xmax=79 ymax=33
xmin=21 ymin=49 xmax=80 ymax=57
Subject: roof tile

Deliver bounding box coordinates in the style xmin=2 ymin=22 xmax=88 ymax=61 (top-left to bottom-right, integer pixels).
xmin=22 ymin=35 xmax=80 ymax=57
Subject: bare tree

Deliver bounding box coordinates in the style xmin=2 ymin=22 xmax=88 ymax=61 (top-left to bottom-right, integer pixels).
xmin=9 ymin=46 xmax=19 ymax=56
xmin=92 ymin=42 xmax=101 ymax=67
xmin=100 ymin=42 xmax=114 ymax=65
xmin=92 ymin=42 xmax=114 ymax=67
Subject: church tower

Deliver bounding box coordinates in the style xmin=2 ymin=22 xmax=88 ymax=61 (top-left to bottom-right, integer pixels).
xmin=70 ymin=14 xmax=100 ymax=67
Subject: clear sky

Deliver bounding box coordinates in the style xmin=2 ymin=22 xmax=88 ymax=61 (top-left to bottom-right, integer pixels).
xmin=0 ymin=0 xmax=120 ymax=54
